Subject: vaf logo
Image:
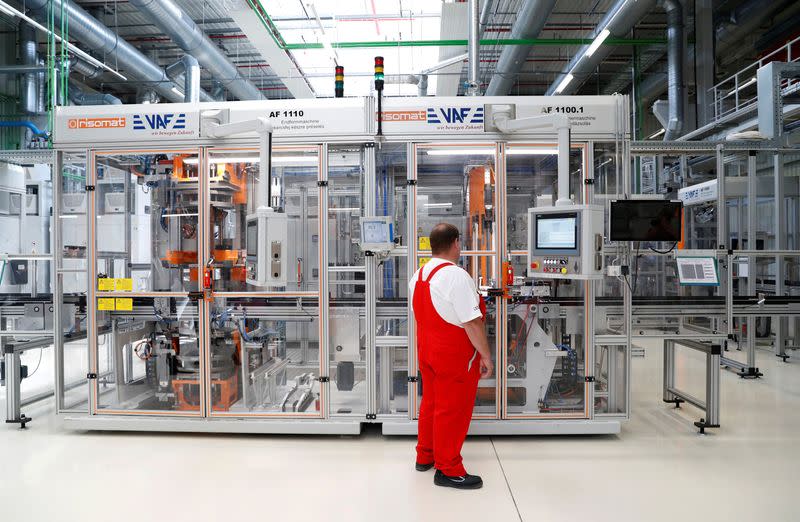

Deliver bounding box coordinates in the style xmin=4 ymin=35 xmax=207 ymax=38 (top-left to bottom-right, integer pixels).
xmin=132 ymin=113 xmax=186 ymax=130
xmin=426 ymin=106 xmax=484 ymax=125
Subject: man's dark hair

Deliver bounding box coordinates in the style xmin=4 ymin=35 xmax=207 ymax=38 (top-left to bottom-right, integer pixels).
xmin=430 ymin=223 xmax=460 ymax=255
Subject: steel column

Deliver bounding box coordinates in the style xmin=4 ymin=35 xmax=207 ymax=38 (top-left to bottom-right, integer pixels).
xmin=774 ymin=153 xmax=787 ymax=360
xmin=406 ymin=142 xmax=417 ymax=419
xmin=319 ymin=144 xmax=331 ymax=418
xmin=53 ymin=150 xmax=65 ymax=411
xmin=364 ymin=143 xmax=378 ymax=417
xmin=746 ymin=152 xmax=757 ymax=372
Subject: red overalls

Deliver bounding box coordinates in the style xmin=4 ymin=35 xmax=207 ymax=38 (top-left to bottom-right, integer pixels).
xmin=413 ymin=262 xmax=487 ymax=477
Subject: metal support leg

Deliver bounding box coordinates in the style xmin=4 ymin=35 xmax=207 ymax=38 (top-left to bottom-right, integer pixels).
xmin=694 ymin=344 xmax=721 ymax=434
xmin=4 ymin=347 xmax=31 ymax=428
xmin=662 ymin=340 xmax=682 ymax=406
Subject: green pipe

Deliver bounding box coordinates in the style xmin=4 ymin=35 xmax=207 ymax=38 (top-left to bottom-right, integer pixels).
xmin=283 ymin=37 xmax=665 ymax=50
xmin=244 ymin=3 xmax=664 ymax=52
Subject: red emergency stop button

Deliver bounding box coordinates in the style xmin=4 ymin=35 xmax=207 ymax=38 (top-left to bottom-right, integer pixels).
xmin=531 ymin=261 xmax=539 ymax=269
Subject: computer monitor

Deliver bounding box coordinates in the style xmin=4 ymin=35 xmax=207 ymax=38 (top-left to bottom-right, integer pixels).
xmin=535 ymin=213 xmax=578 ymax=251
xmin=359 ymin=216 xmax=394 ymax=252
xmin=610 ymin=200 xmax=682 ymax=242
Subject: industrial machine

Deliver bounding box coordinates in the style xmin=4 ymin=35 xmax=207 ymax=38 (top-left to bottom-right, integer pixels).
xmin=12 ymin=92 xmax=790 ymax=436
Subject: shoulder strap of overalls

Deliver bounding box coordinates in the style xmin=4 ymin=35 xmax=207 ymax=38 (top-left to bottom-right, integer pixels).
xmin=424 ymin=262 xmax=454 ymax=283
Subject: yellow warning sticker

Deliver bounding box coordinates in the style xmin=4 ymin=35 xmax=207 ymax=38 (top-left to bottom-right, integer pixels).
xmin=115 ymin=298 xmax=133 ymax=311
xmin=97 ymin=278 xmax=115 ymax=291
xmin=419 ymin=257 xmax=431 ymax=269
xmin=97 ymin=298 xmax=116 ymax=311
xmin=115 ymin=278 xmax=133 ymax=291
xmin=418 ymin=236 xmax=431 ymax=250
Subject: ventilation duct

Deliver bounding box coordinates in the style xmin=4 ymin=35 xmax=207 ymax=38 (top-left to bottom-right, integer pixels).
xmin=68 ymin=82 xmax=122 ymax=105
xmin=546 ymin=0 xmax=657 ymax=96
xmin=25 ymin=0 xmax=211 ymax=103
xmin=166 ymin=55 xmax=200 ymax=103
xmin=661 ymin=0 xmax=683 ymax=140
xmin=129 ymin=0 xmax=263 ymax=101
xmin=19 ymin=22 xmax=38 ymax=115
xmin=485 ymin=0 xmax=557 ymax=96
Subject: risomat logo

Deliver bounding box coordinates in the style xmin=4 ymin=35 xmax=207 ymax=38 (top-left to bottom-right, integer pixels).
xmin=426 ymin=106 xmax=484 ymax=125
xmin=133 ymin=113 xmax=187 ymax=131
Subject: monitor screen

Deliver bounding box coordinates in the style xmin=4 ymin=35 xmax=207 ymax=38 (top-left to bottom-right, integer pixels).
xmin=536 ymin=213 xmax=578 ymax=250
xmin=362 ymin=219 xmax=391 ymax=244
xmin=610 ymin=200 xmax=682 ymax=242
xmin=246 ymin=220 xmax=258 ymax=257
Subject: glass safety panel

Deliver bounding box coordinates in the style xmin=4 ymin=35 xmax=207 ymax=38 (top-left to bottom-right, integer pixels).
xmin=375 ymin=143 xmax=410 ymax=415
xmin=93 ymin=150 xmax=200 ymax=293
xmin=327 ymin=144 xmax=366 ymax=415
xmin=594 ymin=344 xmax=627 ymax=415
xmin=207 ymin=296 xmax=321 ymax=416
xmin=59 ymin=152 xmax=91 ymax=412
xmin=207 ymin=147 xmax=320 ymax=292
xmin=94 ymin=296 xmax=201 ymax=414
xmin=412 ymin=254 xmax=500 ymax=418
xmin=504 ymin=144 xmax=589 ymax=418
xmin=415 ymin=144 xmax=497 ymax=255
xmin=414 ymin=144 xmax=499 ymax=419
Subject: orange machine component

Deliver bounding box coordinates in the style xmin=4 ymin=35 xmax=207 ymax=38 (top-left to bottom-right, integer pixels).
xmin=231 ymin=266 xmax=247 ymax=282
xmin=172 ymin=372 xmax=239 ymax=412
xmin=171 ymin=155 xmax=197 ymax=181
xmin=677 ymin=208 xmax=685 ymax=250
xmin=468 ymin=165 xmax=493 ymax=283
xmin=210 ymin=163 xmax=248 ymax=205
xmin=230 ymin=164 xmax=248 ymax=205
xmin=163 ymin=250 xmax=197 ymax=265
xmin=213 ymin=249 xmax=241 ymax=263
xmin=163 ymin=250 xmax=240 ymax=265
xmin=501 ymin=260 xmax=514 ymax=298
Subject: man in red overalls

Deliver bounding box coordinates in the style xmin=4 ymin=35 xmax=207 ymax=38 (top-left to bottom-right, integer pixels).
xmin=409 ymin=223 xmax=494 ymax=489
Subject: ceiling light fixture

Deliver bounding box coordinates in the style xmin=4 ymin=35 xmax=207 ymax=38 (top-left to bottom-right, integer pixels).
xmin=507 ymin=148 xmax=559 ymax=155
xmin=554 ymin=73 xmax=574 ymax=94
xmin=425 ymin=148 xmax=495 ymax=156
xmin=585 ymin=29 xmax=610 ymax=57
xmin=183 ymin=156 xmax=318 ymax=165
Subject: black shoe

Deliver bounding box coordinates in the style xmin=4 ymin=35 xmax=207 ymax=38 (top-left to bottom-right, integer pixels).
xmin=434 ymin=469 xmax=483 ymax=489
xmin=415 ymin=462 xmax=434 ymax=472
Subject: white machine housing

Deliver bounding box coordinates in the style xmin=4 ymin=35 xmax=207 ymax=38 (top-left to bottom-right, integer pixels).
xmin=527 ymin=204 xmax=604 ymax=280
xmin=246 ymin=207 xmax=288 ymax=287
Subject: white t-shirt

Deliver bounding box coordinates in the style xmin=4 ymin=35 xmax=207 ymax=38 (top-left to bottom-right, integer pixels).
xmin=408 ymin=258 xmax=482 ymax=328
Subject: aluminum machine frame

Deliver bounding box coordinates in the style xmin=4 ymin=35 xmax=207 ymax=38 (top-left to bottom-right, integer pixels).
xmin=48 ymin=95 xmax=631 ymax=435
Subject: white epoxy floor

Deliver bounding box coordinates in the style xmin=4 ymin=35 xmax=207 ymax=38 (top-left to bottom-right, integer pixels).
xmin=1 ymin=341 xmax=798 ymax=522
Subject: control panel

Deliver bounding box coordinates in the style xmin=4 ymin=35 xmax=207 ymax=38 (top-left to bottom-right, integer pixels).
xmin=246 ymin=207 xmax=288 ymax=286
xmin=527 ymin=204 xmax=604 ymax=280
xmin=531 ymin=258 xmax=571 ymax=275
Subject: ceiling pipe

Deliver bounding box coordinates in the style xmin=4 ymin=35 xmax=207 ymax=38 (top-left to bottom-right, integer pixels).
xmin=68 ymin=81 xmax=122 ymax=105
xmin=0 ymin=65 xmax=45 ymax=74
xmin=129 ymin=0 xmax=263 ymax=101
xmin=486 ymin=0 xmax=558 ymax=96
xmin=166 ymin=55 xmax=200 ymax=103
xmin=613 ymin=0 xmax=797 ymax=101
xmin=466 ymin=0 xmax=480 ymax=95
xmin=19 ymin=21 xmax=38 ymax=115
xmin=479 ymin=0 xmax=496 ymax=38
xmin=24 ymin=0 xmax=210 ymax=103
xmin=546 ymin=0 xmax=657 ymax=96
xmin=661 ymin=0 xmax=683 ymax=140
